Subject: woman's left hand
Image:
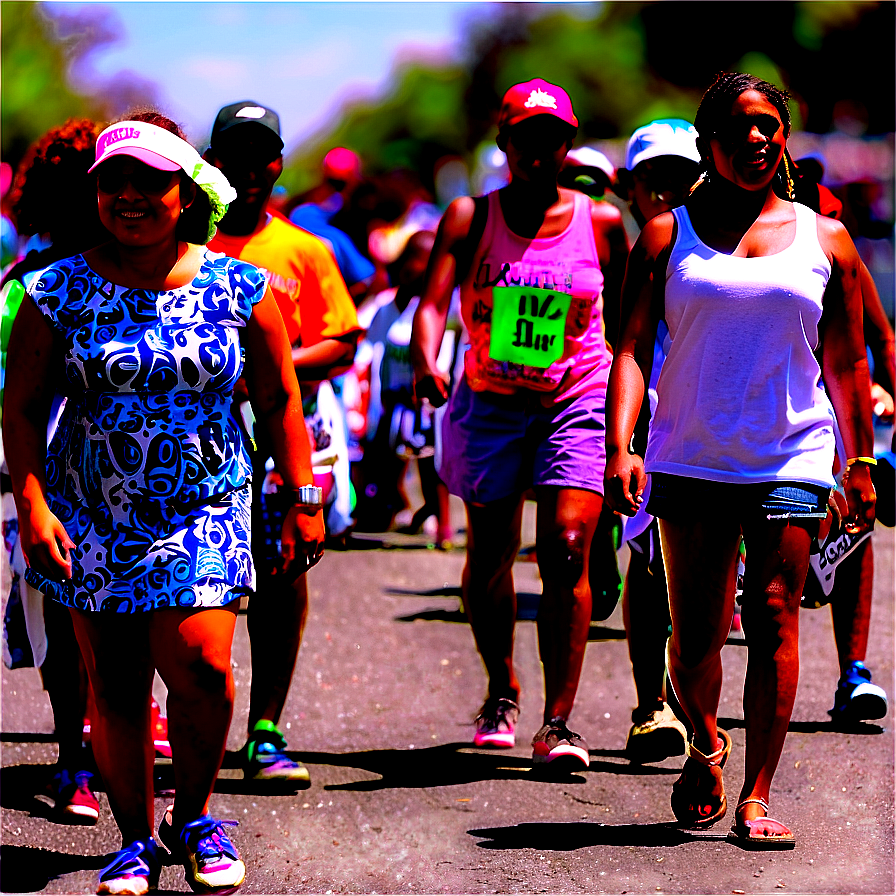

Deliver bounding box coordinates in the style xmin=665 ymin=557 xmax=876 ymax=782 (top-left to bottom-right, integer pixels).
xmin=841 ymin=462 xmax=877 ymax=534
xmin=280 ymin=504 xmax=326 ymax=577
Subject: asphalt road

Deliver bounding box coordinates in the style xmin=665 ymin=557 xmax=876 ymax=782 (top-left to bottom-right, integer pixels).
xmin=2 ymin=494 xmax=894 ymax=896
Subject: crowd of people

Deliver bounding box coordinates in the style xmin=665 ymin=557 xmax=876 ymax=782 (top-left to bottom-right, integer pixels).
xmin=0 ymin=70 xmax=893 ymax=893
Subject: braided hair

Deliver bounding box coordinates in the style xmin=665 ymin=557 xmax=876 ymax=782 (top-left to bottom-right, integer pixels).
xmin=691 ymin=72 xmax=796 ymax=200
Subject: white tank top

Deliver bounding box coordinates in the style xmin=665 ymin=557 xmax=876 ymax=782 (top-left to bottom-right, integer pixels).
xmin=645 ymin=202 xmax=836 ymax=487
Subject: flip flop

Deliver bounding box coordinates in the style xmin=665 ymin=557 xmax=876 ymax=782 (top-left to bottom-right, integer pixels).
xmin=727 ymin=798 xmax=796 ymax=850
xmin=671 ymin=728 xmax=732 ymax=828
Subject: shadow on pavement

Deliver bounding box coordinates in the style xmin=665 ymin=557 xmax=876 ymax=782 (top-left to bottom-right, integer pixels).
xmin=716 ymin=716 xmax=884 ymax=735
xmin=0 ymin=764 xmax=57 ymax=817
xmin=210 ymin=743 xmax=684 ymax=794
xmin=469 ymin=820 xmax=727 ymax=850
xmin=0 ymin=845 xmax=107 ymax=893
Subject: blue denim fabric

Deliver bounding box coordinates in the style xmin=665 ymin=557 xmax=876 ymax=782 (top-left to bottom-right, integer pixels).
xmin=647 ymin=473 xmax=830 ymax=522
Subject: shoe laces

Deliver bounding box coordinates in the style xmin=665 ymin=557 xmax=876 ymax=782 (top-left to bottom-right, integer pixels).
xmin=547 ymin=717 xmax=581 ymax=740
xmin=476 ymin=698 xmax=518 ymax=729
xmin=182 ymin=816 xmax=240 ymax=863
xmin=100 ymin=839 xmax=159 ymax=881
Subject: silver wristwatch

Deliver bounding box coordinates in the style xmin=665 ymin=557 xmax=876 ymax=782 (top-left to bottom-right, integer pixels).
xmin=288 ymin=485 xmax=323 ymax=510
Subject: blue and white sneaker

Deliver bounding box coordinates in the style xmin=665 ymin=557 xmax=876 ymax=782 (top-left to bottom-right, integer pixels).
xmin=158 ymin=806 xmax=245 ymax=894
xmin=829 ymin=661 xmax=888 ymax=725
xmin=97 ymin=838 xmax=162 ymax=896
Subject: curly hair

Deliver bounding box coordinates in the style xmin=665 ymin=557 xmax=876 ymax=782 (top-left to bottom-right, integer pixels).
xmin=692 ymin=72 xmax=796 ymax=199
xmin=11 ymin=119 xmax=108 ymax=247
xmin=114 ymin=109 xmax=214 ymax=244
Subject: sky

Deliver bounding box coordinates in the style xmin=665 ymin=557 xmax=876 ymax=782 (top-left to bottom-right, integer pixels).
xmin=44 ymin=1 xmax=504 ymax=155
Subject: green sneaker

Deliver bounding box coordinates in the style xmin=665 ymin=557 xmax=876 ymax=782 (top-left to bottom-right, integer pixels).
xmin=242 ymin=721 xmax=310 ymax=786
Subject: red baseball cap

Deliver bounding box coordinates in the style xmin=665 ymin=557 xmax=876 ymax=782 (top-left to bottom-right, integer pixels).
xmin=498 ymin=78 xmax=578 ymax=131
xmin=322 ymin=147 xmax=361 ymax=182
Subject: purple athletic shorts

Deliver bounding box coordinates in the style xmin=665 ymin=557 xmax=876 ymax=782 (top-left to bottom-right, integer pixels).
xmin=439 ymin=376 xmax=607 ymax=505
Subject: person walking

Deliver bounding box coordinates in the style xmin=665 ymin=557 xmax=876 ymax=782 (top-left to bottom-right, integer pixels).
xmin=4 ymin=111 xmax=324 ymax=894
xmin=412 ymin=78 xmax=629 ymax=770
xmin=612 ymin=119 xmax=702 ymax=762
xmin=605 ymin=73 xmax=876 ymax=849
xmin=204 ymin=101 xmax=360 ymax=784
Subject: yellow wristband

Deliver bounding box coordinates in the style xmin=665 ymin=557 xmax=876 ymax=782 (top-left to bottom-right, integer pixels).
xmin=846 ymin=456 xmax=877 ymax=467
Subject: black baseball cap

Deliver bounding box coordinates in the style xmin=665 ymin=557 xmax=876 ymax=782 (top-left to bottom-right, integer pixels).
xmin=210 ymin=101 xmax=283 ymax=151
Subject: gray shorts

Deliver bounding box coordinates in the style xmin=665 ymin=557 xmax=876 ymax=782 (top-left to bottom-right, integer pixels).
xmin=439 ymin=376 xmax=607 ymax=505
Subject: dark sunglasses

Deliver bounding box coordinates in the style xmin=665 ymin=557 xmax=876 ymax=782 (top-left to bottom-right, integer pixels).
xmin=97 ymin=160 xmax=180 ymax=195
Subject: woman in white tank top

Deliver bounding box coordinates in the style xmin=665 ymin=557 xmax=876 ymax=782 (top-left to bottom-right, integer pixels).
xmin=604 ymin=73 xmax=876 ymax=850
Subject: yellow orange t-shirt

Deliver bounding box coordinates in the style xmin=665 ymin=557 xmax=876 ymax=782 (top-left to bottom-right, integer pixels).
xmin=208 ymin=214 xmax=360 ymax=347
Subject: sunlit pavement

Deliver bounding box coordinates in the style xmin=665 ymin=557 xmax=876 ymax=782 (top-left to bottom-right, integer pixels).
xmin=2 ymin=493 xmax=893 ymax=895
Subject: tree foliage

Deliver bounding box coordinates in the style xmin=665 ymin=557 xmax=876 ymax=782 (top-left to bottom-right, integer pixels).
xmin=280 ymin=1 xmax=894 ymax=195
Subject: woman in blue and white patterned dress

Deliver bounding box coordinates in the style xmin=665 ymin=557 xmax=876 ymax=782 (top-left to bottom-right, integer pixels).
xmin=3 ymin=112 xmax=324 ymax=896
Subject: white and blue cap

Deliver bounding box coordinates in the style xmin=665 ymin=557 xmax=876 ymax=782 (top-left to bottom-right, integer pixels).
xmin=625 ymin=119 xmax=701 ymax=170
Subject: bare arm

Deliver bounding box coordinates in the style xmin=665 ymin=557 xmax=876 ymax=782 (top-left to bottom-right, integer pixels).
xmin=243 ymin=287 xmax=325 ymax=565
xmin=860 ymin=262 xmax=896 ymax=399
xmin=410 ymin=197 xmax=476 ymax=406
xmin=292 ymin=334 xmax=358 ymax=387
xmin=817 ymin=217 xmax=876 ymax=532
xmin=604 ymin=213 xmax=673 ymax=515
xmin=3 ymin=296 xmax=74 ymax=578
xmin=590 ymin=200 xmax=630 ymax=350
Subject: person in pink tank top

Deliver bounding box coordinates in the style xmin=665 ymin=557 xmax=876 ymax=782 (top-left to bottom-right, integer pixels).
xmin=605 ymin=73 xmax=876 ymax=850
xmin=411 ymin=79 xmax=629 ymax=771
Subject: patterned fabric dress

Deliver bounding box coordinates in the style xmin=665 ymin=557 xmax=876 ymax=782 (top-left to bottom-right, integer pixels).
xmin=28 ymin=250 xmax=265 ymax=612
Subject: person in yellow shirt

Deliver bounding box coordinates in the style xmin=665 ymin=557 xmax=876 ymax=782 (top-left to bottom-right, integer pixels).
xmin=206 ymin=101 xmax=361 ymax=784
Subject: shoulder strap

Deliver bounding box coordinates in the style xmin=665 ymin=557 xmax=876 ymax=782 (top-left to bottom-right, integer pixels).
xmin=451 ymin=194 xmax=489 ymax=285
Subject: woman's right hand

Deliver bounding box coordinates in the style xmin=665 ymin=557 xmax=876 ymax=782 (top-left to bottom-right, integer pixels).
xmin=413 ymin=369 xmax=450 ymax=409
xmin=604 ymin=450 xmax=647 ymax=517
xmin=21 ymin=503 xmax=74 ymax=580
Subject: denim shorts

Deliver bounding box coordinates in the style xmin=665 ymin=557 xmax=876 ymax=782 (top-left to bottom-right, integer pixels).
xmin=439 ymin=376 xmax=606 ymax=505
xmin=646 ymin=473 xmax=832 ymax=523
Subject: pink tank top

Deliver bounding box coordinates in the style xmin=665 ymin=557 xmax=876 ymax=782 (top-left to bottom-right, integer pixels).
xmin=459 ymin=189 xmax=611 ymax=403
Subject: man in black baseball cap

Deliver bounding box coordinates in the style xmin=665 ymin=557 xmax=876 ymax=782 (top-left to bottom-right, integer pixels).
xmin=206 ymin=101 xmax=361 ymax=786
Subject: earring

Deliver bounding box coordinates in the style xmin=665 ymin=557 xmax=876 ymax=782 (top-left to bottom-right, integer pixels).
xmin=782 ymin=154 xmax=795 ymax=200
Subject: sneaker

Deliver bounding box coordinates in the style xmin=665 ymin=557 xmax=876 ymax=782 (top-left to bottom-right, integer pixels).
xmin=531 ymin=717 xmax=590 ymax=769
xmin=829 ymin=661 xmax=888 ymax=725
xmin=473 ymin=698 xmax=519 ymax=748
xmin=52 ymin=768 xmax=100 ymax=824
xmin=243 ymin=722 xmax=310 ymax=786
xmin=625 ymin=703 xmax=687 ymax=764
xmin=97 ymin=838 xmax=162 ymax=896
xmin=159 ymin=806 xmax=246 ymax=894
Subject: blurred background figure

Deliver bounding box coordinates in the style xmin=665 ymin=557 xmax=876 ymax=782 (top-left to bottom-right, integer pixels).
xmin=353 ymin=230 xmax=458 ymax=547
xmin=558 ymin=146 xmax=616 ymax=201
xmin=287 ymin=147 xmax=377 ymax=303
xmin=1 ymin=119 xmax=112 ymax=826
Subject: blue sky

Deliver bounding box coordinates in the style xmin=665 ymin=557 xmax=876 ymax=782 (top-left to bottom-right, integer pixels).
xmin=45 ymin=2 xmax=502 ymax=154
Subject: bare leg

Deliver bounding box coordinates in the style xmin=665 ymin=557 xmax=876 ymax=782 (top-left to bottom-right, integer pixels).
xmin=70 ymin=610 xmax=155 ymax=843
xmin=41 ymin=600 xmax=89 ymax=771
xmin=623 ymin=534 xmax=671 ymax=713
xmin=830 ymin=538 xmax=873 ymax=674
xmin=151 ymin=603 xmax=238 ymax=834
xmin=246 ymin=574 xmax=308 ymax=734
xmin=736 ymin=517 xmax=813 ymax=830
xmin=534 ymin=486 xmax=601 ymax=722
xmin=660 ymin=517 xmax=741 ymax=756
xmin=462 ymin=494 xmax=526 ymax=703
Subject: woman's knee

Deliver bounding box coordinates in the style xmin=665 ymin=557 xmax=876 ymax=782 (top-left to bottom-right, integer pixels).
xmin=537 ymin=523 xmax=587 ymax=590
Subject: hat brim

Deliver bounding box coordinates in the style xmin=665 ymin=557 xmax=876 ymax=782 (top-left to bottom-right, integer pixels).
xmin=89 ymin=147 xmax=182 ymax=174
